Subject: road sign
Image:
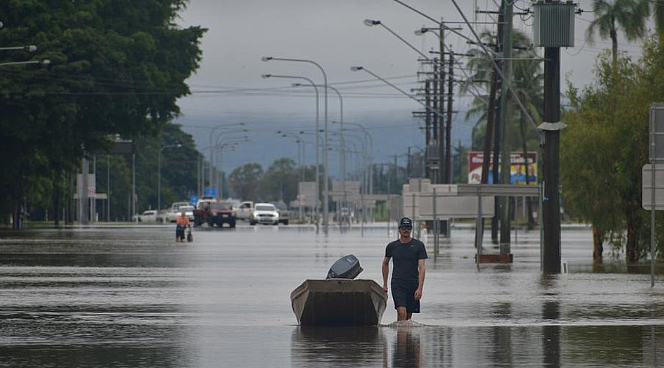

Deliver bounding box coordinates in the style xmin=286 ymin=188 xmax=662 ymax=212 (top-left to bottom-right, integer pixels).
xmin=642 ymin=164 xmax=664 ymax=210
xmin=650 ymin=103 xmax=664 ymax=162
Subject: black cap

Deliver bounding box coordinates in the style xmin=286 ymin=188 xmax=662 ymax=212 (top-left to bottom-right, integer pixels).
xmin=399 ymin=217 xmax=413 ymax=229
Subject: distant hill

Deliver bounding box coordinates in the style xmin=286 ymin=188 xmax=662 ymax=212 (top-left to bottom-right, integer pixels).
xmin=175 ymin=108 xmax=472 ymax=178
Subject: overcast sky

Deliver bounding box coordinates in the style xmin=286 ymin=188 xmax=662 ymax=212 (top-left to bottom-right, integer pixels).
xmin=173 ymin=0 xmax=648 ymax=176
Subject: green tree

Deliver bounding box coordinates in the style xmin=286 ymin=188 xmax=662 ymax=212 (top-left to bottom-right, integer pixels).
xmin=0 ymin=0 xmax=205 ymax=226
xmin=651 ymin=0 xmax=664 ymax=35
xmin=452 ymin=143 xmax=469 ymax=184
xmin=562 ymin=50 xmax=649 ymax=263
xmin=229 ymin=163 xmax=264 ymax=202
xmin=585 ymin=0 xmax=650 ymax=66
xmin=260 ymin=158 xmax=298 ymax=203
xmin=463 ymin=29 xmax=542 ymax=153
xmin=462 ymin=30 xmax=497 ymax=147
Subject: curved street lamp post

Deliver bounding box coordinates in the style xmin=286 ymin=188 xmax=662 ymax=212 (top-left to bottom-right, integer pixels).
xmin=262 ymin=56 xmax=330 ymax=233
xmin=261 ymin=73 xmax=322 ymax=230
xmin=207 ymin=122 xmax=246 ymax=197
xmin=293 ymin=83 xmax=345 ymax=213
xmin=215 ymin=136 xmax=249 ymax=198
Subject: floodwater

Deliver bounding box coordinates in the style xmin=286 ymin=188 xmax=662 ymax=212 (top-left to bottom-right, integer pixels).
xmin=1 ymin=223 xmax=664 ymax=367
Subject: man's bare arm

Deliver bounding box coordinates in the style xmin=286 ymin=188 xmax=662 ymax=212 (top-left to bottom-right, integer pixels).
xmin=414 ymin=258 xmax=426 ymax=300
xmin=382 ymin=257 xmax=390 ymax=292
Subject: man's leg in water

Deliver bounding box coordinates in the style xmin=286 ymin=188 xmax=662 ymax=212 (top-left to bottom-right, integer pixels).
xmin=397 ymin=307 xmax=407 ymax=321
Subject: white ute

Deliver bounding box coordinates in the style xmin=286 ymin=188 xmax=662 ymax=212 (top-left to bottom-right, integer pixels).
xmin=249 ymin=203 xmax=280 ymax=225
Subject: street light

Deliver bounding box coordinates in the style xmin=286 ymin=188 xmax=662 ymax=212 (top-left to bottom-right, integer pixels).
xmin=0 ymin=59 xmax=50 ymax=67
xmin=158 ymin=143 xmax=182 ymax=213
xmin=350 ymin=66 xmax=447 ymax=121
xmin=279 ymin=132 xmax=307 ymax=182
xmin=216 ymin=138 xmax=247 ymax=198
xmin=0 ymin=45 xmax=37 ymax=52
xmin=212 ymin=128 xmax=249 ymax=195
xmin=261 ymin=56 xmax=330 ymax=233
xmin=292 ymin=82 xmax=346 ymax=212
xmin=208 ymin=122 xmax=246 ymax=196
xmin=363 ymin=18 xmax=433 ymax=62
xmin=262 ymin=73 xmax=322 ymax=228
xmin=332 ymin=121 xmax=374 ymax=196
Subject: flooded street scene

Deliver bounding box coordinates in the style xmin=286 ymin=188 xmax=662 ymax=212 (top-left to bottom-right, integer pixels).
xmin=5 ymin=0 xmax=664 ymax=367
xmin=2 ymin=224 xmax=664 ymax=367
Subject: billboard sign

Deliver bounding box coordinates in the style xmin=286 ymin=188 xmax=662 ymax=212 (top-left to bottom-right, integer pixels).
xmin=468 ymin=151 xmax=537 ymax=185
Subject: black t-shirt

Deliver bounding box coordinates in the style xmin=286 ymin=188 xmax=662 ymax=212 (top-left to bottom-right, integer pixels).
xmin=385 ymin=238 xmax=428 ymax=281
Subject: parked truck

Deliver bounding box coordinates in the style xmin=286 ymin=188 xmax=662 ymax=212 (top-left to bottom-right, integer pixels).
xmin=233 ymin=201 xmax=254 ymax=221
xmin=194 ymin=197 xmax=236 ymax=228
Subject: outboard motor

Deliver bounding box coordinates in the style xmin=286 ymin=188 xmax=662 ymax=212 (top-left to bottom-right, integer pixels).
xmin=326 ymin=254 xmax=363 ymax=279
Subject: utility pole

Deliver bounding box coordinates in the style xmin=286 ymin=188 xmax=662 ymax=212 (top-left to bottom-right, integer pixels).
xmin=407 ymin=146 xmax=412 ymax=178
xmin=438 ymin=21 xmax=450 ymax=238
xmin=533 ymin=0 xmax=574 ymax=273
xmin=498 ymin=0 xmax=514 ymax=250
xmin=425 ymin=80 xmax=432 ymax=180
xmin=478 ymin=5 xmax=504 ymax=246
xmin=446 ymin=50 xmax=454 ymax=184
xmin=491 ymin=2 xmax=505 ymax=244
xmin=432 ymin=60 xmax=440 ymax=184
xmin=80 ymin=157 xmax=89 ymax=225
xmin=393 ymin=154 xmax=398 ymax=193
xmin=542 ymin=37 xmax=562 ymax=274
xmin=438 ymin=22 xmax=446 ymax=186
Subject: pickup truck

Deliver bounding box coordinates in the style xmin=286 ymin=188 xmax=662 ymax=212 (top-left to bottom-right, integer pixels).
xmin=194 ymin=198 xmax=236 ymax=228
xmin=164 ymin=203 xmax=195 ymax=223
xmin=132 ymin=210 xmax=158 ymax=222
xmin=233 ymin=201 xmax=254 ymax=221
xmin=249 ymin=203 xmax=280 ymax=225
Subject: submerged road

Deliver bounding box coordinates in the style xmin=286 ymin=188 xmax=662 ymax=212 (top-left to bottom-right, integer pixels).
xmin=0 ymin=223 xmax=662 ymax=367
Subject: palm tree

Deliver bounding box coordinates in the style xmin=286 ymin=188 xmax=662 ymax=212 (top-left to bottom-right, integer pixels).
xmin=585 ymin=0 xmax=650 ymax=66
xmin=461 ymin=31 xmax=495 ymax=129
xmin=463 ymin=29 xmax=542 ymax=152
xmin=648 ymin=0 xmax=664 ymax=36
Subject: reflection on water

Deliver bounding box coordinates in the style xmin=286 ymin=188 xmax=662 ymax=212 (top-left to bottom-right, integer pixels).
xmin=0 ymin=330 xmax=191 ymax=368
xmin=393 ymin=324 xmax=423 ymax=368
xmin=291 ymin=326 xmax=385 ymax=367
xmin=543 ymin=301 xmax=561 ymax=367
xmin=290 ymin=324 xmax=429 ymax=368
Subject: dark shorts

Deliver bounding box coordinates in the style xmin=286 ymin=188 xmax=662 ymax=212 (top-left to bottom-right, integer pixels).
xmin=391 ymin=279 xmax=420 ymax=313
xmin=175 ymin=225 xmax=185 ymax=239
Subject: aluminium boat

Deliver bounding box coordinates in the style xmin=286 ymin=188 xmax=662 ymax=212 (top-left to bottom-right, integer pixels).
xmin=290 ymin=255 xmax=388 ymax=326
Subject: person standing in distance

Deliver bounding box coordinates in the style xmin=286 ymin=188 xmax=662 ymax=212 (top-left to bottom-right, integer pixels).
xmin=175 ymin=211 xmax=191 ymax=243
xmin=382 ymin=217 xmax=428 ymax=321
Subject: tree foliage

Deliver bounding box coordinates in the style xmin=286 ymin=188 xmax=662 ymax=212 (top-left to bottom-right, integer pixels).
xmin=562 ymin=37 xmax=664 ymax=263
xmin=259 ymin=158 xmax=298 ymax=203
xmin=229 ymin=163 xmax=264 ymax=202
xmin=585 ymin=0 xmax=650 ymax=65
xmin=0 ymin=1 xmax=205 ymax=223
xmin=463 ymin=29 xmax=542 ymax=153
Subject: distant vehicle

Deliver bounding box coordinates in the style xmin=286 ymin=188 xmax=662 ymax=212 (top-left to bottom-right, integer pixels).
xmin=234 ymin=201 xmax=254 ymax=221
xmin=339 ymin=207 xmax=354 ymax=223
xmin=133 ymin=210 xmax=158 ymax=222
xmin=275 ymin=202 xmax=289 ymax=225
xmin=178 ymin=205 xmax=195 ymax=221
xmin=194 ymin=198 xmax=236 ymax=228
xmin=164 ymin=203 xmax=195 ymax=223
xmin=250 ymin=203 xmax=279 ymax=225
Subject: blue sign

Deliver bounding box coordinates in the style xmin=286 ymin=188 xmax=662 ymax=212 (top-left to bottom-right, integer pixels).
xmin=204 ymin=187 xmax=217 ymax=198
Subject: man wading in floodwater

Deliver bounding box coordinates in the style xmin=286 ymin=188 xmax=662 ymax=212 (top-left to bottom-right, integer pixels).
xmin=382 ymin=217 xmax=428 ymax=321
